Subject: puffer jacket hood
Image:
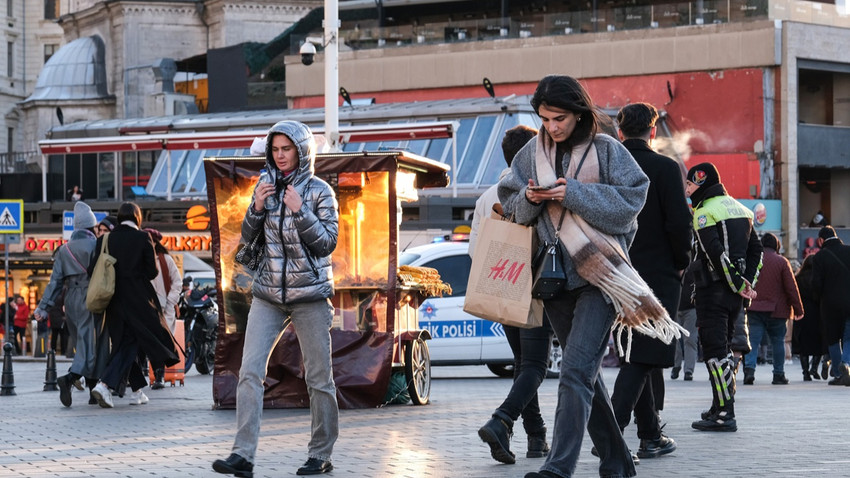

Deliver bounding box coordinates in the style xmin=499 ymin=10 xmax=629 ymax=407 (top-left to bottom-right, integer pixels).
xmin=264 ymin=120 xmax=317 ymax=188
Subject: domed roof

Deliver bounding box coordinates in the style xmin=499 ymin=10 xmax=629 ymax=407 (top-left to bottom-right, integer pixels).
xmin=25 ymin=35 xmax=109 ymax=102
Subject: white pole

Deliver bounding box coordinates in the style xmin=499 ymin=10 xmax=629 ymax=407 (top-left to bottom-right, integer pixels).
xmin=166 ymin=150 xmax=172 ymax=201
xmin=325 ymin=0 xmax=340 ymax=152
xmin=41 ymin=155 xmax=47 ymax=202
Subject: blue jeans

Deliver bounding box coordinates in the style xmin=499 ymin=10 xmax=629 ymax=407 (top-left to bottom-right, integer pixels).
xmin=497 ymin=315 xmax=554 ymax=434
xmin=744 ymin=311 xmax=787 ymax=374
xmin=827 ymin=318 xmax=850 ymax=377
xmin=232 ymin=297 xmax=338 ymax=463
xmin=539 ymin=286 xmax=635 ymax=478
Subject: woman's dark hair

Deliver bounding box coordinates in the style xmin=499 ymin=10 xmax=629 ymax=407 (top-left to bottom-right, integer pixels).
xmin=117 ymin=201 xmax=142 ymax=226
xmin=530 ymin=75 xmax=606 ymax=147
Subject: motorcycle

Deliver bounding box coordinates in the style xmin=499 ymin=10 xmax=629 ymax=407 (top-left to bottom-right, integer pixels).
xmin=180 ymin=285 xmax=218 ymax=375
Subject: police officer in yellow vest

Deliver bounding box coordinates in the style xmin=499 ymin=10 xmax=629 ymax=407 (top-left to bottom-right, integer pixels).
xmin=685 ymin=162 xmax=763 ymax=432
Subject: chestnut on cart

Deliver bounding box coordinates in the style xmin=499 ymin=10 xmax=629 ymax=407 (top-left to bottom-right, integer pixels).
xmin=204 ymin=150 xmax=451 ymax=409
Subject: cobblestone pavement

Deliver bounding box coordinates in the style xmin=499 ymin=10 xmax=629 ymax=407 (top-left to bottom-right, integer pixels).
xmin=1 ymin=356 xmax=848 ymax=477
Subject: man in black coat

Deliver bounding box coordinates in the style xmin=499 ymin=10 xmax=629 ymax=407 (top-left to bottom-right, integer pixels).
xmin=810 ymin=226 xmax=850 ymax=385
xmin=610 ymin=103 xmax=693 ymax=458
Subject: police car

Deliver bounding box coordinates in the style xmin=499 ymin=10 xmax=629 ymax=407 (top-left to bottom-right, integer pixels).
xmin=400 ymin=240 xmax=560 ymax=378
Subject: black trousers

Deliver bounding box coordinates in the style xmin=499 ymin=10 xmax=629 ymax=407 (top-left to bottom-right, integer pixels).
xmin=611 ymin=362 xmax=662 ymax=440
xmin=100 ymin=330 xmax=148 ymax=392
xmin=496 ymin=316 xmax=553 ymax=434
xmin=695 ymin=281 xmax=743 ymax=361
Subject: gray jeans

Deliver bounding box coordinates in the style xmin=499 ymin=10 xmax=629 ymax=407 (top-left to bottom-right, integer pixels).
xmin=232 ymin=297 xmax=338 ymax=462
xmin=674 ymin=308 xmax=698 ymax=374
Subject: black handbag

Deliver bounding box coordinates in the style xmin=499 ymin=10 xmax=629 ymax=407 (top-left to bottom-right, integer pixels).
xmin=531 ymin=210 xmax=567 ymax=300
xmin=235 ymin=227 xmax=266 ymax=270
xmin=530 ymin=140 xmax=593 ymax=300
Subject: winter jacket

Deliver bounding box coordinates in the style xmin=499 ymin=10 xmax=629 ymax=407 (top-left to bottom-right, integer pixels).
xmin=498 ymin=133 xmax=648 ymax=291
xmin=749 ymin=246 xmax=803 ymax=320
xmin=243 ymin=120 xmax=339 ymax=305
xmin=691 ymin=189 xmax=763 ymax=293
xmin=810 ymin=238 xmax=850 ymax=344
xmin=151 ymin=251 xmax=182 ymax=332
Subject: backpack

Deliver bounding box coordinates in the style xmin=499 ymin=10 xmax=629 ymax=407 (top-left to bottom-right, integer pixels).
xmin=86 ymin=233 xmax=117 ymax=313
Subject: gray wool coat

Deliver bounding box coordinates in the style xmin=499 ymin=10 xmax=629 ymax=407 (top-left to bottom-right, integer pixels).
xmin=498 ymin=133 xmax=649 ymax=291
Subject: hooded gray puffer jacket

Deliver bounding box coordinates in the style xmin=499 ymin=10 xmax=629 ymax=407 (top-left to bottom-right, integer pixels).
xmin=242 ymin=120 xmax=339 ymax=305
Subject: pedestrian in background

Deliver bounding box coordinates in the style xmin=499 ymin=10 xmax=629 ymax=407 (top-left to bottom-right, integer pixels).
xmin=793 ymin=255 xmax=826 ymax=380
xmin=96 ymin=215 xmax=117 ymax=237
xmin=475 ymin=125 xmax=555 ymax=465
xmin=12 ymin=296 xmax=30 ymax=354
xmin=672 ymin=261 xmax=699 ymax=381
xmin=34 ymin=201 xmax=109 ymax=407
xmin=144 ymin=228 xmax=182 ymax=389
xmin=89 ymin=202 xmax=180 ymax=408
xmin=213 ymin=120 xmax=339 ymax=477
xmin=686 ymin=162 xmax=762 ymax=432
xmin=610 ymin=102 xmax=692 ymax=461
xmin=741 ymin=233 xmax=803 ymax=385
xmin=810 ymin=226 xmax=850 ymax=385
xmin=499 ymin=74 xmax=647 ymax=478
xmin=48 ymin=288 xmax=68 ymax=356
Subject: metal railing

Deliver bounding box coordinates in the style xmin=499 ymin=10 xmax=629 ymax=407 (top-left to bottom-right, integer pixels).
xmin=296 ymin=0 xmax=848 ymax=53
xmin=0 ymin=151 xmax=40 ymax=174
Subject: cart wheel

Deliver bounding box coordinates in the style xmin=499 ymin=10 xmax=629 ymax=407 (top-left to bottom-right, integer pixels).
xmin=404 ymin=338 xmax=431 ymax=405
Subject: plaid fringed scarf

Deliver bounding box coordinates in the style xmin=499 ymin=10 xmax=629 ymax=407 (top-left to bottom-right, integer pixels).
xmin=534 ymin=131 xmax=688 ymax=361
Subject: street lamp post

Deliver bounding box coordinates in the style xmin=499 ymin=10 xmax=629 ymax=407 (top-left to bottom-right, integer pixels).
xmin=324 ymin=0 xmax=340 ymax=152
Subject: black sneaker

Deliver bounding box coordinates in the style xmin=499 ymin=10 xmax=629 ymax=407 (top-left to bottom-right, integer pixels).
xmin=296 ymin=457 xmax=333 ymax=475
xmin=684 ymin=372 xmax=693 ymax=381
xmin=637 ymin=434 xmax=677 ymax=458
xmin=57 ymin=374 xmax=72 ymax=407
xmin=692 ymin=411 xmax=737 ymax=432
xmin=212 ymin=453 xmax=254 ymax=478
xmin=670 ymin=367 xmax=681 ymax=379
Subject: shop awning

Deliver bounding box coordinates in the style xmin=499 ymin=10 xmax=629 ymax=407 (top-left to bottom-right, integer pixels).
xmin=37 ymin=122 xmax=456 ymax=155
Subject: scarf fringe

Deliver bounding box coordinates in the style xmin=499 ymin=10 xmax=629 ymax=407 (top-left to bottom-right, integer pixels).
xmin=563 ymin=212 xmax=689 ymax=362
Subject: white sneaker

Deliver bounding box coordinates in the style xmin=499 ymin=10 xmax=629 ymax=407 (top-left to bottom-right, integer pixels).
xmin=129 ymin=390 xmax=149 ymax=405
xmin=91 ymin=382 xmax=114 ymax=408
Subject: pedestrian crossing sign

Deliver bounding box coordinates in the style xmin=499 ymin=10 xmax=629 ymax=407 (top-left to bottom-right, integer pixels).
xmin=0 ymin=199 xmax=23 ymax=234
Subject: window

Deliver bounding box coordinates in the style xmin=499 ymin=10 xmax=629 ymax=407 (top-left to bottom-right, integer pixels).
xmin=6 ymin=41 xmax=12 ymax=77
xmin=6 ymin=0 xmax=11 ymax=18
xmin=44 ymin=0 xmax=58 ymax=19
xmin=43 ymin=44 xmax=57 ymax=64
xmin=6 ymin=127 xmax=11 ymax=153
xmin=422 ymin=254 xmax=471 ymax=297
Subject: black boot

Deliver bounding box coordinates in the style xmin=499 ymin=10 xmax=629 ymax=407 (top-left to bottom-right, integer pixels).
xmin=692 ymin=403 xmax=737 ymax=432
xmin=743 ymin=367 xmax=755 ymax=385
xmin=810 ymin=355 xmax=822 ymax=380
xmin=151 ymin=369 xmax=165 ymax=390
xmin=800 ymin=355 xmax=811 ymax=381
xmin=772 ymin=373 xmax=789 ymax=385
xmin=478 ymin=413 xmax=515 ymax=464
xmin=86 ymin=378 xmax=98 ymax=405
xmin=526 ymin=427 xmax=549 ymax=458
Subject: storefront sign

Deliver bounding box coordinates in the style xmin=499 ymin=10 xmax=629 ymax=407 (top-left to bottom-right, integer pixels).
xmin=161 ymin=235 xmax=212 ymax=251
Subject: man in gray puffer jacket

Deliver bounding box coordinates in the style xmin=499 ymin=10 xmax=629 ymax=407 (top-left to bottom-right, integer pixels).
xmin=214 ymin=120 xmax=339 ymax=478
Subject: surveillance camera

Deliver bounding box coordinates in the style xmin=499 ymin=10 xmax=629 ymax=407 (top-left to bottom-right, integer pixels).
xmin=300 ymin=42 xmax=317 ymax=66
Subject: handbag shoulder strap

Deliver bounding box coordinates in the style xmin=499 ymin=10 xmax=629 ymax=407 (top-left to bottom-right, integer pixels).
xmin=101 ymin=232 xmax=110 ymax=255
xmin=63 ymin=245 xmax=87 ymax=274
xmin=552 ymin=137 xmax=593 ymax=235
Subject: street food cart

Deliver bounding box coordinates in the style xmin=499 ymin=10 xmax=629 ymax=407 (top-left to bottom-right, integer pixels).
xmin=204 ymin=151 xmax=450 ymax=409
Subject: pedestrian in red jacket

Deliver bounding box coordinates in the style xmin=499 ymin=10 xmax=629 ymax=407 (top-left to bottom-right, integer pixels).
xmin=742 ymin=233 xmax=803 ymax=385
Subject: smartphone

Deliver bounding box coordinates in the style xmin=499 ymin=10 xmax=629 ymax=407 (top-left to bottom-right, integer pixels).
xmin=527 ymin=184 xmax=555 ymax=191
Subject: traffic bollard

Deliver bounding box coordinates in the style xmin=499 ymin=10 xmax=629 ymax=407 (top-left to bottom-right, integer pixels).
xmin=1 ymin=342 xmax=16 ymax=396
xmin=43 ymin=349 xmax=58 ymax=391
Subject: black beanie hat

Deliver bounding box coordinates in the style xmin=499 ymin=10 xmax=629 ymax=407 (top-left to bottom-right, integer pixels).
xmin=687 ymin=162 xmax=720 ymax=189
xmin=761 ymin=232 xmax=779 ymax=251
